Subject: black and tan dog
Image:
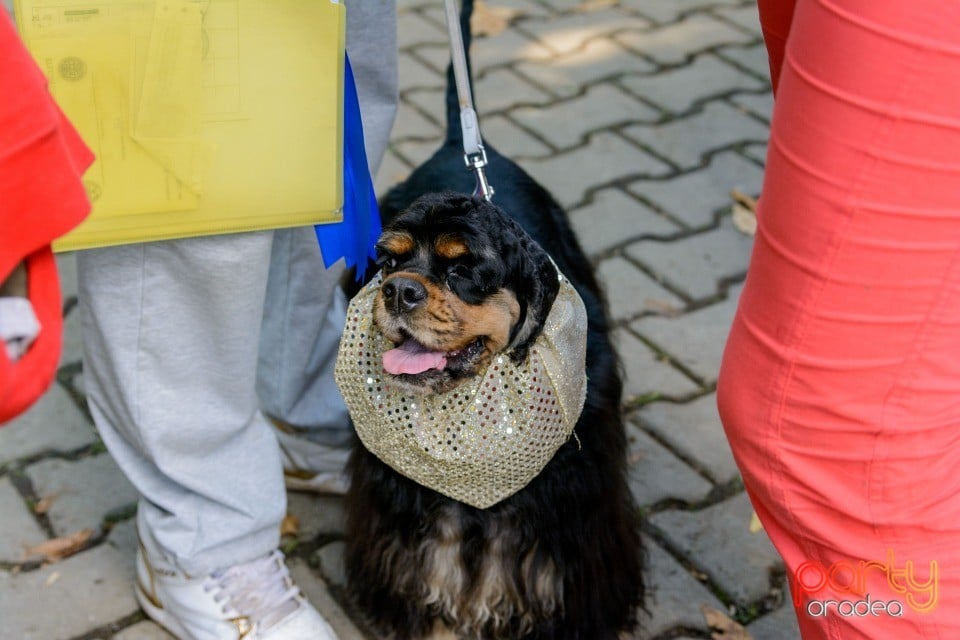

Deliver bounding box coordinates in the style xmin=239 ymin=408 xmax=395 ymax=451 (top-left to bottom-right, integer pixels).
xmin=343 ymin=2 xmax=643 ymax=638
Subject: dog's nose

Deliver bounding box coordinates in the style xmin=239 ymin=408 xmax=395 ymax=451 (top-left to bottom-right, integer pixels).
xmin=382 ymin=277 xmax=427 ymax=313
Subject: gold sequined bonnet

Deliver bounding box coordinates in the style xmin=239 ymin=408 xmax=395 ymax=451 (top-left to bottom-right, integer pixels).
xmin=335 ymin=269 xmax=588 ymax=509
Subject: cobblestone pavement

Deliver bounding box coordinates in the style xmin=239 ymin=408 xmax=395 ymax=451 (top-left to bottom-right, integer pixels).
xmin=0 ymin=1 xmax=803 ymax=638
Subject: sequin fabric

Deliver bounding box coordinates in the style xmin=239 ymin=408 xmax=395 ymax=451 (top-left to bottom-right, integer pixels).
xmin=335 ymin=270 xmax=588 ymax=509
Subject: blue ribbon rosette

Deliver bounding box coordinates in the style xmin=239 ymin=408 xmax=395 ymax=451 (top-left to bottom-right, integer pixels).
xmin=314 ymin=54 xmax=382 ymax=279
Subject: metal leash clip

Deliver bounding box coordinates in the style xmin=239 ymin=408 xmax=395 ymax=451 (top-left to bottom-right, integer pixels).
xmin=459 ymin=106 xmax=494 ymax=201
xmin=468 ymin=151 xmax=494 ymax=202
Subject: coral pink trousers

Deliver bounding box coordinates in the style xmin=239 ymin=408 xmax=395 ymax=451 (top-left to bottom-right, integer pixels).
xmin=717 ymin=0 xmax=960 ymax=636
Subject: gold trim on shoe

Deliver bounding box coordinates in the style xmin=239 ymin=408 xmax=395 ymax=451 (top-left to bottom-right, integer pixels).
xmin=283 ymin=468 xmax=318 ymax=481
xmin=230 ymin=616 xmax=254 ymax=639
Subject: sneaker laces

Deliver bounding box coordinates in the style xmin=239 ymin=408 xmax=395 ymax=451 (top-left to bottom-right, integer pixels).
xmin=203 ymin=550 xmax=302 ymax=632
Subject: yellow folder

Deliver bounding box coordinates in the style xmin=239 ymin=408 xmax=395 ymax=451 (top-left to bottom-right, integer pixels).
xmin=15 ymin=0 xmax=345 ymax=252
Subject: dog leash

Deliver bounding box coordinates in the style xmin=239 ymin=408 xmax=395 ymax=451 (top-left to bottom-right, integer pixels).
xmin=443 ymin=0 xmax=495 ymax=202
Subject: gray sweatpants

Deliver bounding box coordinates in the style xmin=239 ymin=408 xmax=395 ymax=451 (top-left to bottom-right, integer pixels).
xmin=77 ymin=1 xmax=398 ymax=575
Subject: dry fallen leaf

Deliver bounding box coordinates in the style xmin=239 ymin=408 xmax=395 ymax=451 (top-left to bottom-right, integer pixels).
xmin=730 ymin=188 xmax=758 ymax=211
xmin=575 ymin=0 xmax=619 ymax=12
xmin=749 ymin=510 xmax=765 ymax=534
xmin=24 ymin=528 xmax=93 ymax=562
xmin=280 ymin=513 xmax=300 ymax=538
xmin=472 ymin=0 xmax=521 ymax=37
xmin=702 ymin=606 xmax=753 ymax=640
xmin=33 ymin=494 xmax=59 ymax=516
xmin=730 ymin=189 xmax=758 ymax=237
xmin=690 ymin=567 xmax=709 ymax=581
xmin=644 ymin=297 xmax=683 ymax=316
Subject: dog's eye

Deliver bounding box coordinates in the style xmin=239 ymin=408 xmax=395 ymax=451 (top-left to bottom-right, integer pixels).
xmin=447 ymin=265 xmax=471 ymax=281
xmin=377 ymin=255 xmax=399 ymax=270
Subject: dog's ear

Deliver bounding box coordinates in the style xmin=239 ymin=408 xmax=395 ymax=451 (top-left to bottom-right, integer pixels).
xmin=482 ymin=203 xmax=560 ymax=363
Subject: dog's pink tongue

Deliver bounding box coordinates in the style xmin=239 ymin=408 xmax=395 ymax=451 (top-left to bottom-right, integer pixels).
xmin=383 ymin=340 xmax=447 ymax=375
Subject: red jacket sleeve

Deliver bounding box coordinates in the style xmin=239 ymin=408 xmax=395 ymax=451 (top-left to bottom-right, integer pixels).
xmin=0 ymin=11 xmax=94 ymax=277
xmin=1 ymin=11 xmax=94 ymax=423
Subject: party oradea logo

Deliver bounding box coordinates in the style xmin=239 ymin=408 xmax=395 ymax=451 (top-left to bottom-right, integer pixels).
xmin=793 ymin=550 xmax=937 ymax=619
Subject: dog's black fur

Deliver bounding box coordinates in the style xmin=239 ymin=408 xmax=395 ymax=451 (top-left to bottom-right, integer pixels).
xmin=343 ymin=2 xmax=644 ymax=638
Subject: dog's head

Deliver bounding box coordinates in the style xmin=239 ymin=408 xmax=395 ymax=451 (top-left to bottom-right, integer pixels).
xmin=373 ymin=192 xmax=560 ymax=394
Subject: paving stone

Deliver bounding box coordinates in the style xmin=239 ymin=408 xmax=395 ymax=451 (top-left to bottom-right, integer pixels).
xmin=614 ymin=15 xmax=754 ymax=66
xmin=521 ymin=132 xmax=672 ymax=208
xmin=393 ymin=138 xmax=445 ymax=171
xmin=289 ymin=558 xmax=367 ymax=640
xmin=626 ymin=422 xmax=712 ymax=507
xmin=517 ymin=7 xmax=651 ymax=57
xmin=748 ymin=603 xmax=803 ymax=640
xmin=630 ymin=0 xmax=743 ymax=24
xmin=481 ymin=114 xmax=553 ymax=160
xmin=286 ymin=493 xmax=346 ymax=540
xmin=112 ymin=621 xmax=175 ymax=640
xmin=711 ymin=5 xmax=763 ymax=34
xmin=407 ymin=42 xmax=449 ymax=75
xmin=314 ymin=540 xmax=347 ymax=589
xmin=397 ymin=6 xmax=447 ymax=44
xmin=620 ymin=54 xmax=766 ymax=114
xmin=478 ymin=0 xmax=551 ymax=18
xmin=637 ymin=393 xmax=739 ymax=485
xmin=625 ymin=217 xmax=754 ymax=301
xmin=392 ymin=98 xmax=444 ymax=141
xmin=650 ymin=492 xmax=783 ymax=605
xmin=106 ymin=518 xmax=138 ymax=559
xmin=59 ymin=299 xmax=84 ymax=367
xmin=402 ymin=87 xmax=446 ymax=132
xmin=569 ymin=188 xmax=680 ymax=256
xmin=742 ymin=142 xmax=769 ymax=166
xmin=631 ymin=284 xmax=741 ymax=383
xmin=623 ymin=101 xmax=770 ymax=170
xmin=512 ymin=84 xmax=660 ymax=149
xmin=716 ymin=43 xmax=771 ymax=80
xmin=0 ymin=477 xmax=47 ymax=563
xmin=65 ymin=368 xmax=88 ymax=401
xmin=474 ymin=67 xmax=554 ymax=113
xmin=25 ymin=453 xmax=139 ymax=537
xmin=514 ymin=39 xmax=657 ymax=98
xmin=55 ymin=253 xmax=78 ymax=302
xmin=633 ymin=535 xmax=724 ymax=637
xmin=375 ymin=148 xmax=413 ymax=198
xmin=422 ymin=14 xmax=554 ymax=80
xmin=0 ymin=538 xmax=138 ymax=639
xmin=398 ymin=50 xmax=445 ymax=91
xmin=730 ymin=90 xmax=775 ymax=123
xmin=597 ymin=256 xmax=685 ymax=322
xmin=0 ymin=385 xmax=97 ymax=466
xmin=614 ymin=329 xmax=700 ymax=403
xmin=470 ymin=25 xmax=554 ymax=72
xmin=628 ymin=151 xmax=764 ymax=228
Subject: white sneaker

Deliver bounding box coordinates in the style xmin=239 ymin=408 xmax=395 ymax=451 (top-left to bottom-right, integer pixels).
xmin=271 ymin=419 xmax=351 ymax=495
xmin=135 ymin=525 xmax=339 ymax=640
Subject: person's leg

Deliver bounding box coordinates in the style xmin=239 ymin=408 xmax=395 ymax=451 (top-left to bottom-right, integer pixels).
xmin=718 ymin=0 xmax=960 ymax=637
xmin=257 ymin=230 xmax=355 ymax=492
xmin=79 ymin=232 xmax=283 ymax=574
xmin=80 ymin=233 xmax=339 ymax=639
xmin=257 ymin=0 xmax=398 ymax=481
